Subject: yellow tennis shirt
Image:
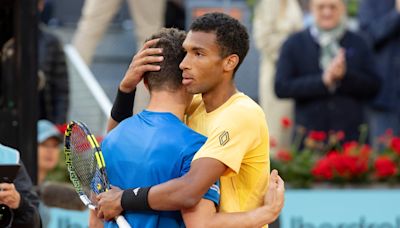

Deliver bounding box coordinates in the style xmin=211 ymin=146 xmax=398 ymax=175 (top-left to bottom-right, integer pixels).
xmin=187 ymin=92 xmax=270 ymax=212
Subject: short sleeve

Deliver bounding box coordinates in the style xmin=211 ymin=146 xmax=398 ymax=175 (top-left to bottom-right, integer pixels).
xmin=179 ymin=135 xmax=206 ymax=177
xmin=192 ymin=109 xmax=261 ymax=176
xmin=179 ymin=134 xmax=220 ymax=205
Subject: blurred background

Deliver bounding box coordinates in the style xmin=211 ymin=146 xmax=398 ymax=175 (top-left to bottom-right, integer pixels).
xmin=0 ymin=0 xmax=399 ymax=227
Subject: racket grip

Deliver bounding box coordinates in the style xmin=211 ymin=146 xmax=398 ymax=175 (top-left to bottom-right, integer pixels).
xmin=115 ymin=215 xmax=131 ymax=228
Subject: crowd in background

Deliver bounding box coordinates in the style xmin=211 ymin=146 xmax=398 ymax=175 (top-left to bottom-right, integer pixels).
xmin=254 ymin=0 xmax=399 ymax=153
xmin=37 ymin=0 xmax=400 ymax=154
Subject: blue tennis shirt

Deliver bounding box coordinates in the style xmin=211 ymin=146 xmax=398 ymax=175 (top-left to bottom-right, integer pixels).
xmin=102 ymin=110 xmax=220 ymax=228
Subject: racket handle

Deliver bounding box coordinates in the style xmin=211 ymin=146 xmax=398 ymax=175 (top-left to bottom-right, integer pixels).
xmin=115 ymin=215 xmax=131 ymax=228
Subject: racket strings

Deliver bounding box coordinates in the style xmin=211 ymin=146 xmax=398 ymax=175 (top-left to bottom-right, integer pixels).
xmin=69 ymin=125 xmax=99 ymax=199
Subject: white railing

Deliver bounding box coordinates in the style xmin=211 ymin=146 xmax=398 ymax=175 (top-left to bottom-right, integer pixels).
xmin=64 ymin=44 xmax=111 ymax=136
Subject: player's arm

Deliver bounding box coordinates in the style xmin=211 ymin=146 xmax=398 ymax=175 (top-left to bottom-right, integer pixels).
xmin=97 ymin=110 xmax=262 ymax=220
xmin=147 ymin=109 xmax=264 ymax=211
xmin=96 ymin=158 xmax=228 ymax=220
xmin=148 ymin=157 xmax=227 ymax=209
xmin=107 ymin=39 xmax=163 ymax=132
xmin=89 ymin=209 xmax=104 ymax=228
xmin=182 ymin=170 xmax=284 ymax=228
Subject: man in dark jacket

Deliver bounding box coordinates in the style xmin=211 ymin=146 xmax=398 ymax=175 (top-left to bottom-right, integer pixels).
xmin=275 ymin=0 xmax=380 ymax=141
xmin=38 ymin=0 xmax=69 ymax=124
xmin=0 ymin=144 xmax=40 ymax=228
xmin=358 ymin=0 xmax=400 ymax=146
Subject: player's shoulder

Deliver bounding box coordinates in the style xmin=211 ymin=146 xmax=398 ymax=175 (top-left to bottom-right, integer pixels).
xmin=102 ymin=115 xmax=138 ymax=145
xmin=177 ymin=126 xmax=207 ymax=157
xmin=179 ymin=124 xmax=207 ymax=144
xmin=222 ymin=92 xmax=265 ymax=120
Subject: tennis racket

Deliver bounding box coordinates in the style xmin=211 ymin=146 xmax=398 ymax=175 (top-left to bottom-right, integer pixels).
xmin=64 ymin=121 xmax=130 ymax=228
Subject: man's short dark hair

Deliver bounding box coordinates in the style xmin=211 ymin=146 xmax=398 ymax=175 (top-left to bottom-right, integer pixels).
xmin=144 ymin=28 xmax=186 ymax=91
xmin=190 ymin=12 xmax=249 ymax=73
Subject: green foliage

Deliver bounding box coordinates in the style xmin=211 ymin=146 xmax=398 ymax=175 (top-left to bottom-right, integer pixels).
xmin=347 ymin=0 xmax=360 ymax=17
xmin=272 ymin=150 xmax=315 ymax=188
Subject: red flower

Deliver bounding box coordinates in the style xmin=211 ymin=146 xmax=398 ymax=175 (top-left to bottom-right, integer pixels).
xmin=312 ymin=149 xmax=369 ymax=180
xmin=359 ymin=145 xmax=372 ymax=158
xmin=312 ymin=157 xmax=333 ymax=180
xmin=336 ymin=131 xmax=345 ymax=141
xmin=374 ymin=156 xmax=397 ymax=178
xmin=308 ymin=131 xmax=327 ymax=141
xmin=385 ymin=128 xmax=393 ymax=136
xmin=281 ymin=117 xmax=292 ymax=129
xmin=276 ymin=149 xmax=293 ymax=162
xmin=343 ymin=141 xmax=358 ymax=155
xmin=390 ymin=137 xmax=400 ymax=155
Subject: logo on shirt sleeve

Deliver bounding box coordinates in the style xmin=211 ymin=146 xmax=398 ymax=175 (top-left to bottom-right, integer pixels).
xmin=219 ymin=131 xmax=230 ymax=146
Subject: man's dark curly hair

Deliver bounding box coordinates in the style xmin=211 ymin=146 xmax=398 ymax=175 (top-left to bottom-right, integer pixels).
xmin=144 ymin=28 xmax=186 ymax=91
xmin=190 ymin=12 xmax=249 ymax=74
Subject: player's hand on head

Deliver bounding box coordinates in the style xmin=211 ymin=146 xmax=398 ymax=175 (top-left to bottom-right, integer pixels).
xmin=120 ymin=38 xmax=164 ymax=93
xmin=263 ymin=169 xmax=285 ymax=221
xmin=96 ymin=185 xmax=124 ymax=221
xmin=0 ymin=183 xmax=21 ymax=209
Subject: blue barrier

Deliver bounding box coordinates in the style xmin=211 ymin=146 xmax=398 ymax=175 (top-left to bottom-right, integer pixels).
xmin=282 ymin=189 xmax=400 ymax=227
xmin=41 ymin=206 xmax=89 ymax=228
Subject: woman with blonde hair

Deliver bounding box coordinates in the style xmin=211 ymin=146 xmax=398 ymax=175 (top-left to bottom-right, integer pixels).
xmin=253 ymin=0 xmax=304 ymax=151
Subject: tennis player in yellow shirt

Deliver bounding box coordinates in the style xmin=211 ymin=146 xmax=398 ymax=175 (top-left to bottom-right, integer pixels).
xmin=97 ymin=12 xmax=284 ymax=226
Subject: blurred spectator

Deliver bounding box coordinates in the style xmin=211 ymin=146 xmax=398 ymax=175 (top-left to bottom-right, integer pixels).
xmin=37 ymin=182 xmax=87 ymax=228
xmin=358 ymin=0 xmax=400 ymax=147
xmin=72 ymin=0 xmax=166 ymax=114
xmin=0 ymin=144 xmax=41 ymax=228
xmin=38 ymin=0 xmax=69 ymax=124
xmin=275 ymin=0 xmax=380 ymax=142
xmin=37 ymin=120 xmax=62 ymax=185
xmin=38 ymin=182 xmax=85 ymax=211
xmin=253 ymin=0 xmax=303 ymax=151
xmin=298 ymin=0 xmax=315 ymax=27
xmin=72 ymin=0 xmax=166 ymax=65
xmin=39 ymin=0 xmax=54 ymax=25
xmin=165 ymin=0 xmax=185 ymax=30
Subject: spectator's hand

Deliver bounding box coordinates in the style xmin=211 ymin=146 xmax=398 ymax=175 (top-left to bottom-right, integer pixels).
xmin=119 ymin=38 xmax=164 ymax=93
xmin=0 ymin=183 xmax=21 ymax=209
xmin=331 ymin=49 xmax=346 ymax=80
xmin=96 ymin=185 xmax=123 ymax=221
xmin=396 ymin=0 xmax=400 ymax=12
xmin=322 ymin=68 xmax=335 ymax=88
xmin=323 ymin=49 xmax=346 ymax=88
xmin=263 ymin=170 xmax=285 ymax=222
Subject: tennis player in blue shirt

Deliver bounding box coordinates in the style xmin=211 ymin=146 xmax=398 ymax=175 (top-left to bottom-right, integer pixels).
xmin=97 ymin=28 xmax=218 ymax=228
